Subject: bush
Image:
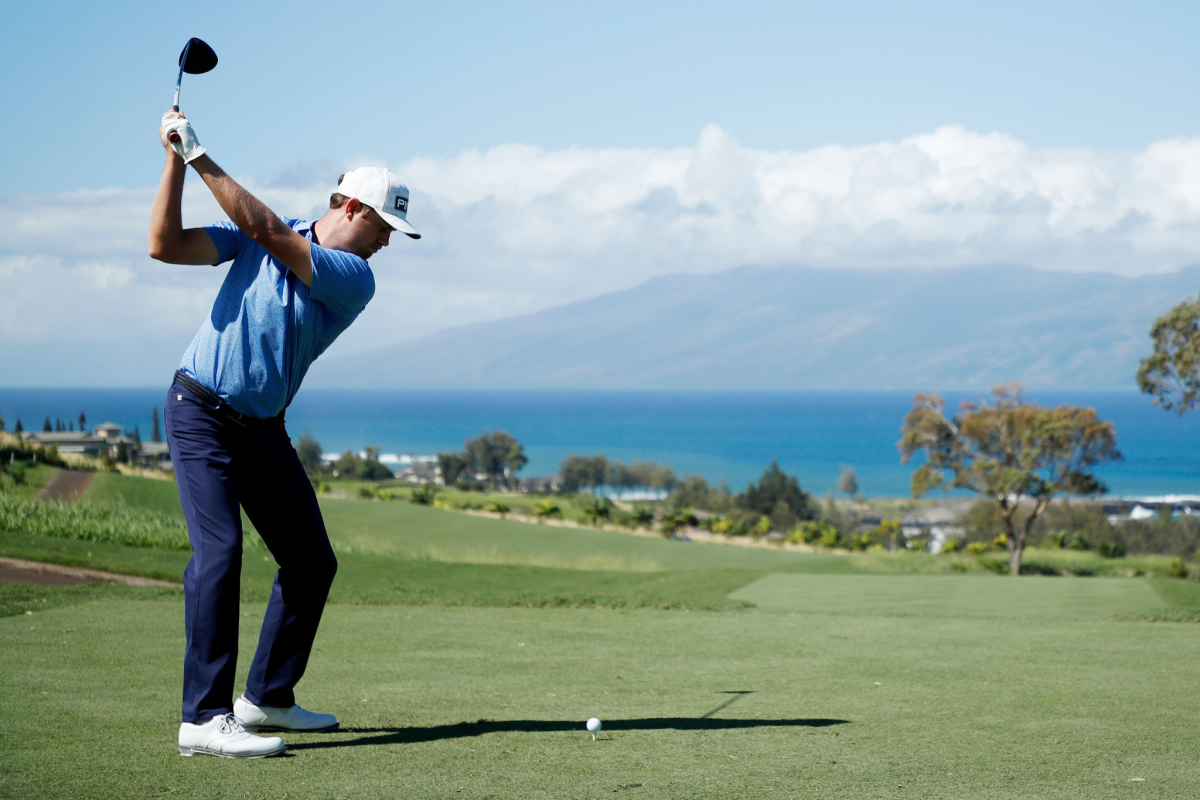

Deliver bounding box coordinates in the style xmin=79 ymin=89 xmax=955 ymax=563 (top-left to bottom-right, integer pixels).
xmin=629 ymin=504 xmax=655 ymax=528
xmin=410 ymin=483 xmax=439 ymax=506
xmin=578 ymin=496 xmax=613 ymax=526
xmin=0 ymin=494 xmax=264 ymax=551
xmin=1098 ymin=539 xmax=1126 ymax=558
xmin=965 ymin=541 xmax=987 ymax=555
xmin=532 ymin=499 xmax=562 ymax=521
xmin=849 ymin=531 xmax=871 ymax=551
xmin=1043 ymin=530 xmax=1067 ymax=549
xmin=788 ymin=520 xmax=834 ymax=544
xmin=485 ymin=499 xmax=511 ymax=516
xmin=818 ymin=524 xmax=842 ymax=548
xmin=710 ymin=516 xmax=747 ymax=536
xmin=941 ymin=537 xmax=962 ymax=554
xmin=1068 ymin=533 xmax=1091 ymax=551
xmin=1169 ymin=557 xmax=1189 ymax=579
xmin=660 ymin=508 xmax=698 ymax=537
xmin=358 ymin=486 xmax=375 ymax=499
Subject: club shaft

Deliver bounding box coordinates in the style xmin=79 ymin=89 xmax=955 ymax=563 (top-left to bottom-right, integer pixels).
xmin=172 ymin=40 xmax=193 ymax=112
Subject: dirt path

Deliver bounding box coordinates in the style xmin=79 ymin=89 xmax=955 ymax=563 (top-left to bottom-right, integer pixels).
xmin=35 ymin=470 xmax=94 ymax=503
xmin=0 ymin=557 xmax=179 ymax=587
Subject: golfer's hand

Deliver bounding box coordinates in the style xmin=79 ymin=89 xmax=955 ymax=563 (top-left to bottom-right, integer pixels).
xmin=161 ymin=111 xmax=206 ymax=164
xmin=159 ymin=110 xmax=186 ymax=150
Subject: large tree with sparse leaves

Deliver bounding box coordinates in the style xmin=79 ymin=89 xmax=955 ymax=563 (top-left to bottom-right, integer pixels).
xmin=899 ymin=384 xmax=1121 ymax=575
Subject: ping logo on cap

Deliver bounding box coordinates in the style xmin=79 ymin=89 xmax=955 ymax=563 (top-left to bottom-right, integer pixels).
xmin=394 ymin=196 xmax=408 ymax=213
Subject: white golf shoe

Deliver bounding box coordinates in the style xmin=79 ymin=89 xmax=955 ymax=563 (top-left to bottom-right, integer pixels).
xmin=177 ymin=713 xmax=286 ymax=758
xmin=234 ymin=695 xmax=339 ymax=733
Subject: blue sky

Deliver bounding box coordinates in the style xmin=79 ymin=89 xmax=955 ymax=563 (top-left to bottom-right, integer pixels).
xmin=4 ymin=0 xmax=1200 ymax=386
xmin=4 ymin=0 xmax=1200 ymax=194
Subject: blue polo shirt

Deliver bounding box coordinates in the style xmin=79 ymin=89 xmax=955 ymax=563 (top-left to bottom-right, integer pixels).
xmin=177 ymin=218 xmax=375 ymax=418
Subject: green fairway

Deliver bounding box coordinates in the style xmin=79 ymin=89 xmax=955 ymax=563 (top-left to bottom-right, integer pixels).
xmin=5 ymin=472 xmax=1200 ymax=797
xmin=730 ymin=573 xmax=1171 ymax=620
xmin=3 ymin=591 xmax=1199 ymax=799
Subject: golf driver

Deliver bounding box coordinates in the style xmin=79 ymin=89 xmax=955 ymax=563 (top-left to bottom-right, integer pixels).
xmin=168 ymin=37 xmax=217 ymax=142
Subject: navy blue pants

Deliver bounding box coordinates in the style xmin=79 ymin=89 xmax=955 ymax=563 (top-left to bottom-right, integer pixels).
xmin=166 ymin=381 xmax=337 ymax=723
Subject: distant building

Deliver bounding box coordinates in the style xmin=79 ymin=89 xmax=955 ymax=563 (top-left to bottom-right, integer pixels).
xmin=519 ymin=475 xmax=562 ymax=493
xmin=21 ymin=422 xmax=171 ymax=469
xmin=396 ymin=461 xmax=440 ymax=484
xmin=20 ymin=431 xmax=110 ymax=458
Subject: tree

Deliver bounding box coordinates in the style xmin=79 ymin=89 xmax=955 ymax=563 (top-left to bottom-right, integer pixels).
xmin=899 ymin=384 xmax=1121 ymax=575
xmin=132 ymin=426 xmax=143 ymax=450
xmin=78 ymin=411 xmax=86 ymax=432
xmin=1138 ymin=292 xmax=1200 ymax=413
xmin=43 ymin=417 xmax=52 ymax=432
xmin=837 ymin=467 xmax=859 ymax=498
xmin=333 ymin=449 xmax=360 ymax=478
xmin=437 ymin=452 xmax=468 ymax=486
xmin=465 ymin=431 xmax=526 ymax=488
xmin=14 ymin=419 xmax=23 ymax=434
xmin=0 ymin=409 xmax=5 ymax=431
xmin=560 ymin=453 xmax=609 ymax=494
xmin=875 ymin=518 xmax=903 ymax=553
xmin=295 ymin=432 xmax=324 ymax=476
xmin=356 ymin=449 xmax=393 ymax=481
xmin=737 ymin=461 xmax=816 ymax=528
xmin=151 ymin=408 xmax=162 ymax=443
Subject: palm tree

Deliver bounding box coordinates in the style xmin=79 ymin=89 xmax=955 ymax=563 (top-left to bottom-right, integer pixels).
xmin=532 ymin=499 xmax=562 ymax=522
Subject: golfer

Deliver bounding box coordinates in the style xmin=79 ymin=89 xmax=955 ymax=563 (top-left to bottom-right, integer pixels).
xmin=150 ymin=110 xmax=419 ymax=758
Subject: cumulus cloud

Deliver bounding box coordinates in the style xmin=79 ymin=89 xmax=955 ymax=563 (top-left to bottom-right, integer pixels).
xmin=4 ymin=125 xmax=1200 ymax=384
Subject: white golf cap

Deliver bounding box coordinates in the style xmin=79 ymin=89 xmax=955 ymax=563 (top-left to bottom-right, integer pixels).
xmin=336 ymin=167 xmax=420 ymax=239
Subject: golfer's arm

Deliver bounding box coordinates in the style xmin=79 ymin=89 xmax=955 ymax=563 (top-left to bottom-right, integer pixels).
xmin=148 ymin=150 xmax=220 ymax=265
xmin=188 ymin=155 xmax=313 ymax=287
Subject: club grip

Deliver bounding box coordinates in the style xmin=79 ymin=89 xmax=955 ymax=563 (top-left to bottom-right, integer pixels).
xmin=168 ymin=104 xmax=181 ymax=142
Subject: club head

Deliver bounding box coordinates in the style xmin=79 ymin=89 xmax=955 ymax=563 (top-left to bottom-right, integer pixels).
xmin=179 ymin=38 xmax=218 ymax=75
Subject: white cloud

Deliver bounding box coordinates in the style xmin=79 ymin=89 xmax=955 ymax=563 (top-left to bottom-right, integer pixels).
xmin=4 ymin=124 xmax=1200 ymax=384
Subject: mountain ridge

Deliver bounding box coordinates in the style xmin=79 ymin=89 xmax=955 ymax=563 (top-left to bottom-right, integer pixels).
xmin=306 ymin=263 xmax=1200 ymax=390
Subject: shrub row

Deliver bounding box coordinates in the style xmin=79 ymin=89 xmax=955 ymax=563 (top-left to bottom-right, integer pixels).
xmin=0 ymin=494 xmax=263 ymax=552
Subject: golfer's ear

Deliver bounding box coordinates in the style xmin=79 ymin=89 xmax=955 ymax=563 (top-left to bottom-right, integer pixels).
xmin=344 ymin=198 xmax=363 ymax=218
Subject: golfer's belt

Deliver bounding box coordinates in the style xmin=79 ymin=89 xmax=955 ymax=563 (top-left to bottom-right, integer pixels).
xmin=172 ymin=370 xmax=286 ymax=430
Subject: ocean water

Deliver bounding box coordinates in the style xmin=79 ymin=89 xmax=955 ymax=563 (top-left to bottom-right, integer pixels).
xmin=1 ymin=388 xmax=1197 ymax=498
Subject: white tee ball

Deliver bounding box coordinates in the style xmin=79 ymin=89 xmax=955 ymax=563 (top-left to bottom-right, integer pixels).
xmin=586 ymin=717 xmax=602 ymax=733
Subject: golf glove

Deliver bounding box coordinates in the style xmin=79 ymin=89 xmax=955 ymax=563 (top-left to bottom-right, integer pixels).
xmin=162 ymin=113 xmax=206 ymax=164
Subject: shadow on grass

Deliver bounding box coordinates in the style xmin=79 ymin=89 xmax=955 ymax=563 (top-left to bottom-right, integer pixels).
xmin=288 ymin=717 xmax=849 ymax=750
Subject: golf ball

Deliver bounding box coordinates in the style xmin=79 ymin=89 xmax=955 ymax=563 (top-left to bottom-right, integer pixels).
xmin=586 ymin=717 xmax=602 ymax=733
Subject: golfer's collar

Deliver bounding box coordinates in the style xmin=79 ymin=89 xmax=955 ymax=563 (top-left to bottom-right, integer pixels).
xmin=304 ymin=220 xmax=320 ymax=246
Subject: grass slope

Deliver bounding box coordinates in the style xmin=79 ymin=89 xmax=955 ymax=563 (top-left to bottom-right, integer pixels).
xmin=319 ymin=498 xmax=852 ymax=573
xmin=83 ymin=471 xmax=183 ymax=516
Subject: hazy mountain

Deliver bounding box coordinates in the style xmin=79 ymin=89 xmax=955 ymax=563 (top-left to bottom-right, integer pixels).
xmin=306 ymin=264 xmax=1200 ymax=390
